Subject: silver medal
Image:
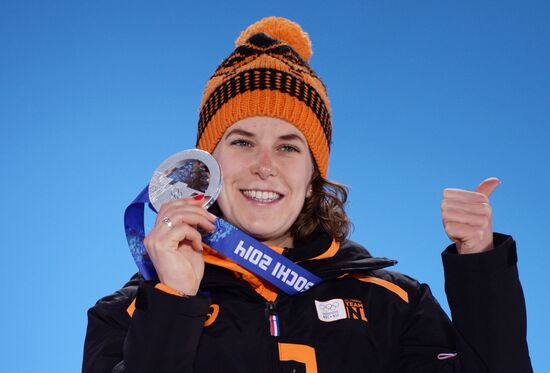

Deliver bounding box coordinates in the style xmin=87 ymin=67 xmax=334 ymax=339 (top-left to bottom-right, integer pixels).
xmin=148 ymin=149 xmax=222 ymax=211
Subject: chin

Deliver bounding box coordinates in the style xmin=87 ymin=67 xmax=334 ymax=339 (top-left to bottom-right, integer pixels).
xmin=238 ymin=220 xmax=289 ymax=243
xmin=241 ymin=224 xmax=280 ymax=238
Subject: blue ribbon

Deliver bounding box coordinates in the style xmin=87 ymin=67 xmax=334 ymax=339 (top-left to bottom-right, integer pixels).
xmin=124 ymin=186 xmax=158 ymax=280
xmin=124 ymin=186 xmax=322 ymax=295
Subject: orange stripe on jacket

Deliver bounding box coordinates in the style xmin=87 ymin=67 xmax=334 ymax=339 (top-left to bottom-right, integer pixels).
xmin=308 ymin=240 xmax=340 ymax=260
xmin=342 ymin=274 xmax=409 ymax=303
xmin=127 ymin=298 xmax=136 ymax=317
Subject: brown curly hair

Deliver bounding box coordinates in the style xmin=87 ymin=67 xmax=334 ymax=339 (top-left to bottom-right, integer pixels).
xmin=290 ymin=169 xmax=351 ymax=242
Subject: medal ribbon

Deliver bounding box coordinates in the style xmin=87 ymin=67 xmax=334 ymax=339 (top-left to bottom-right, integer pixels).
xmin=124 ymin=186 xmax=322 ymax=295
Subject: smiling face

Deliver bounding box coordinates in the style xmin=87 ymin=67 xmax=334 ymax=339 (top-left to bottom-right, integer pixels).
xmin=212 ymin=116 xmax=314 ymax=247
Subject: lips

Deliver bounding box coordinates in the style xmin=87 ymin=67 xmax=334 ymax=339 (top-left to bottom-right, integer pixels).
xmin=241 ymin=190 xmax=282 ymax=202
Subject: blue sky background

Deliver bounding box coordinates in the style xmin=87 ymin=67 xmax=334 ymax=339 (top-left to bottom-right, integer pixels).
xmin=1 ymin=1 xmax=548 ymax=371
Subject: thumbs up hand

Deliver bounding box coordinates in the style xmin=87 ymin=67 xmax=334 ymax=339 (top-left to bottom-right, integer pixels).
xmin=441 ymin=177 xmax=501 ymax=254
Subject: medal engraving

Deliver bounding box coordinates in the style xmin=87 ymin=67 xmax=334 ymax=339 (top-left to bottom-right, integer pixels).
xmin=148 ymin=149 xmax=222 ymax=211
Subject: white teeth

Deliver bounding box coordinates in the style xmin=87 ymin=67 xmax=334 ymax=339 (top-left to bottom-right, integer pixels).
xmin=242 ymin=190 xmax=281 ymax=202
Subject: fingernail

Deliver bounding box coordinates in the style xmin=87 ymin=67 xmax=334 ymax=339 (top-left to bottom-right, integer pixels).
xmin=193 ymin=194 xmax=205 ymax=201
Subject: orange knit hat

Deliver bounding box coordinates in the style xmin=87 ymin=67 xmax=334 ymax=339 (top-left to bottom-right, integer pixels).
xmin=196 ymin=17 xmax=332 ymax=177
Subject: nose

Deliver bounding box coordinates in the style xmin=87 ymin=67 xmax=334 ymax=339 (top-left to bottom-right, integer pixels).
xmin=251 ymin=149 xmax=277 ymax=179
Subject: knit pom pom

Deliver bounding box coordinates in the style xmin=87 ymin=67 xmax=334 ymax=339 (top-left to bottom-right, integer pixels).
xmin=235 ymin=17 xmax=313 ymax=62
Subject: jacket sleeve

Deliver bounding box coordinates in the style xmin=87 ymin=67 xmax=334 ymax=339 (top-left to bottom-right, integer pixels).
xmin=441 ymin=233 xmax=532 ymax=372
xmin=397 ymin=233 xmax=532 ymax=372
xmin=83 ymin=279 xmax=211 ymax=373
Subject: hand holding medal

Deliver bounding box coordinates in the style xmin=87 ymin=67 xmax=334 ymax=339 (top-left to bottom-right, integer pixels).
xmin=125 ymin=149 xmax=222 ymax=295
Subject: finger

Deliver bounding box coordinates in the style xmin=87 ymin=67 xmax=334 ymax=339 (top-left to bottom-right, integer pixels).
xmin=158 ymin=223 xmax=204 ymax=253
xmin=183 ymin=227 xmax=204 ymax=253
xmin=157 ymin=202 xmax=216 ymax=226
xmin=171 ymin=211 xmax=216 ymax=232
xmin=147 ymin=209 xmax=212 ymax=242
xmin=475 ymin=177 xmax=501 ymax=199
xmin=159 ymin=198 xmax=214 ymax=216
xmin=174 ymin=225 xmax=204 ymax=253
xmin=441 ymin=199 xmax=492 ymax=217
xmin=155 ymin=195 xmax=211 ymax=224
xmin=443 ymin=221 xmax=471 ymax=242
xmin=164 ymin=205 xmax=216 ymax=225
xmin=443 ymin=188 xmax=489 ymax=204
xmin=442 ymin=207 xmax=489 ymax=227
xmin=166 ymin=203 xmax=217 ymax=221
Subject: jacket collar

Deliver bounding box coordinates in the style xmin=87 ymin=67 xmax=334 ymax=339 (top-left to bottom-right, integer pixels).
xmin=200 ymin=229 xmax=397 ymax=294
xmin=300 ymin=239 xmax=397 ymax=278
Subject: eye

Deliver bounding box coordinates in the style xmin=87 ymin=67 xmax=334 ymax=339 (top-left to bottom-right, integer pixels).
xmin=279 ymin=144 xmax=301 ymax=153
xmin=230 ymin=139 xmax=253 ymax=147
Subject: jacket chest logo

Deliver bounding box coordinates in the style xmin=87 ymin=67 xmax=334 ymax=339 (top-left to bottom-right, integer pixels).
xmin=314 ymin=298 xmax=368 ymax=323
xmin=204 ymin=304 xmax=220 ymax=327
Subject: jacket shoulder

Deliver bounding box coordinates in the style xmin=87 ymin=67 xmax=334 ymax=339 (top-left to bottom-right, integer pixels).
xmin=83 ymin=274 xmax=141 ymax=372
xmin=348 ymin=268 xmax=426 ymax=306
xmin=336 ymin=241 xmax=426 ymax=305
xmin=87 ymin=273 xmax=141 ymax=323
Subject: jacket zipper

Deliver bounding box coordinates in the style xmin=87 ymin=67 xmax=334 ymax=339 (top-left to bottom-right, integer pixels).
xmin=266 ymin=301 xmax=280 ymax=337
xmin=265 ymin=300 xmax=281 ymax=373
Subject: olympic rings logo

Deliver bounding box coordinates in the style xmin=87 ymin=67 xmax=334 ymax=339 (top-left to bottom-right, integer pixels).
xmin=319 ymin=302 xmax=340 ymax=312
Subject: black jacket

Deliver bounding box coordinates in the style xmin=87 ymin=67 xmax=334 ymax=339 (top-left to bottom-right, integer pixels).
xmin=83 ymin=232 xmax=532 ymax=372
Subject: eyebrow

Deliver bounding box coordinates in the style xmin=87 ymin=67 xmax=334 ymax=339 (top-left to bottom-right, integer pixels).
xmin=278 ymin=133 xmax=307 ymax=145
xmin=225 ymin=128 xmax=307 ymax=145
xmin=225 ymin=128 xmax=254 ymax=138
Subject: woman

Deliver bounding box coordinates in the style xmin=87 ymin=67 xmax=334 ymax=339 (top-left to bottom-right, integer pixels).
xmin=83 ymin=17 xmax=532 ymax=372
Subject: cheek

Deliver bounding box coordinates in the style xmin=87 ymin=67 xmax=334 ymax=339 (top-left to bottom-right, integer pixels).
xmin=215 ymin=164 xmax=242 ymax=215
xmin=216 ymin=157 xmax=237 ymax=186
xmin=215 ymin=149 xmax=249 ymax=181
xmin=289 ymin=162 xmax=314 ymax=195
xmin=217 ymin=163 xmax=235 ymax=196
xmin=213 ymin=186 xmax=234 ymax=221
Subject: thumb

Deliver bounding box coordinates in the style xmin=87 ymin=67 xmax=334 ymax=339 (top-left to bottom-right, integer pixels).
xmin=475 ymin=177 xmax=501 ymax=199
